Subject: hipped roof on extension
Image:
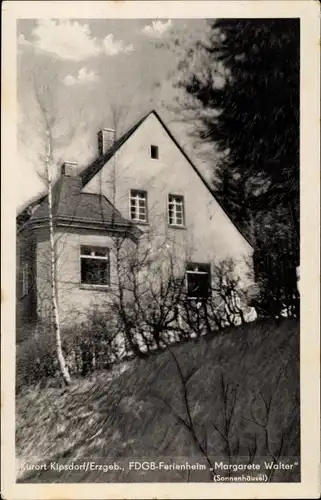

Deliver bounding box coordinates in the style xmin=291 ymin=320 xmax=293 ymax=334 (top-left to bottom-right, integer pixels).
xmin=19 ymin=174 xmax=140 ymax=240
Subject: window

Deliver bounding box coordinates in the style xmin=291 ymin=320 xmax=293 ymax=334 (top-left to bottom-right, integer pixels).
xmin=80 ymin=246 xmax=110 ymax=286
xmin=168 ymin=194 xmax=185 ymax=227
xmin=21 ymin=262 xmax=30 ymax=297
xmin=130 ymin=190 xmax=148 ymax=223
xmin=186 ymin=262 xmax=211 ymax=299
xmin=150 ymin=145 xmax=159 ymax=159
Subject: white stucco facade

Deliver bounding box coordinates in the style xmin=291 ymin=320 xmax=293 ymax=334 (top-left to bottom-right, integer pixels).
xmin=83 ymin=112 xmax=253 ymax=277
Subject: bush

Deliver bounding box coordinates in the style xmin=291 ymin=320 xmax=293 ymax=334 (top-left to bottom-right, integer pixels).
xmin=16 ymin=323 xmax=59 ymax=393
xmin=16 ymin=258 xmax=256 ymax=391
xmin=176 ymin=258 xmax=257 ymax=338
xmin=16 ymin=310 xmax=120 ymax=392
xmin=62 ymin=309 xmax=120 ymax=376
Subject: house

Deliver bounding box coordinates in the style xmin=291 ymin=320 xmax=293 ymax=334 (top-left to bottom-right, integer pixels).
xmin=16 ymin=110 xmax=253 ymax=332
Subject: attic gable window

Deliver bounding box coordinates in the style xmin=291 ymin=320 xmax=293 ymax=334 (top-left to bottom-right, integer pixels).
xmin=80 ymin=246 xmax=110 ymax=286
xmin=150 ymin=145 xmax=159 ymax=159
xmin=130 ymin=190 xmax=148 ymax=223
xmin=186 ymin=262 xmax=211 ymax=299
xmin=168 ymin=194 xmax=185 ymax=227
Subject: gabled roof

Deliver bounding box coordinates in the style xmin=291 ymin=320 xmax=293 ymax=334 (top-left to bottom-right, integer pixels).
xmin=80 ymin=112 xmax=150 ymax=186
xmin=81 ymin=109 xmax=253 ymax=249
xmin=18 ymin=110 xmax=252 ymax=248
xmin=19 ymin=174 xmax=140 ymax=240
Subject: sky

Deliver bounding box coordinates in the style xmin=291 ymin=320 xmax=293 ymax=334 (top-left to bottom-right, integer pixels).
xmin=17 ymin=18 xmax=213 ymax=211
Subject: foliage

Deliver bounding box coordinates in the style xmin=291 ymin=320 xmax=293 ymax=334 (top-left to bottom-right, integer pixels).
xmin=17 ymin=255 xmax=256 ymax=390
xmin=176 ymin=19 xmax=299 ymax=228
xmin=174 ymin=19 xmax=300 ymax=316
xmin=112 ymin=253 xmax=255 ymax=358
xmin=16 ymin=323 xmax=58 ymax=392
xmin=16 ymin=312 xmax=119 ymax=393
xmin=16 ymin=318 xmax=300 ymax=482
xmin=179 ymin=258 xmax=255 ymax=337
xmin=63 ymin=309 xmax=121 ymax=376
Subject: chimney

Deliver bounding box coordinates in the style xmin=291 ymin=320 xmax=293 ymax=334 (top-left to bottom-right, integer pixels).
xmin=61 ymin=161 xmax=78 ymax=177
xmin=98 ymin=128 xmax=115 ymax=156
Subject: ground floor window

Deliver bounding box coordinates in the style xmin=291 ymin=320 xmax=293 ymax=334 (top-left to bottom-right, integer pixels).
xmin=186 ymin=262 xmax=211 ymax=299
xmin=80 ymin=246 xmax=110 ymax=285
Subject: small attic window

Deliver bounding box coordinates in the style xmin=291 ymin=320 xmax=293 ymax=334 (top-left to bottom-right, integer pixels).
xmin=150 ymin=145 xmax=159 ymax=159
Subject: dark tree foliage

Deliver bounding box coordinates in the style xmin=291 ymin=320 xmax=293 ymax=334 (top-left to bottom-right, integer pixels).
xmin=177 ymin=19 xmax=300 ymax=317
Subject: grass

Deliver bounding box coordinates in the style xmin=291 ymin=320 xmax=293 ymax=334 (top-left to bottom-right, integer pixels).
xmin=16 ymin=318 xmax=300 ymax=483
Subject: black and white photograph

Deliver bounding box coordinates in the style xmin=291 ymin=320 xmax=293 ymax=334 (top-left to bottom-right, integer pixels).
xmin=1 ymin=1 xmax=320 ymax=499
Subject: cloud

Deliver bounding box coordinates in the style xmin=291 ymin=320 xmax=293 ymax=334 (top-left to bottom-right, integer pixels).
xmin=31 ymin=20 xmax=100 ymax=61
xmin=142 ymin=19 xmax=173 ymax=37
xmin=18 ymin=20 xmax=136 ymax=61
xmin=102 ymin=34 xmax=135 ymax=55
xmin=63 ymin=67 xmax=99 ymax=86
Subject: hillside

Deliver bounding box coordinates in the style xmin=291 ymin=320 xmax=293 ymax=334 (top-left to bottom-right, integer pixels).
xmin=16 ymin=318 xmax=300 ymax=483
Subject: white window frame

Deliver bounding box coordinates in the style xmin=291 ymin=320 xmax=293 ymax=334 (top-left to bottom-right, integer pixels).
xmin=130 ymin=189 xmax=148 ymax=223
xmin=168 ymin=194 xmax=185 ymax=227
xmin=21 ymin=262 xmax=30 ymax=297
xmin=80 ymin=246 xmax=110 ymax=287
xmin=186 ymin=263 xmax=211 ymax=300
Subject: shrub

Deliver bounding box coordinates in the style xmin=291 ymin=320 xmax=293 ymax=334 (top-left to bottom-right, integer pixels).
xmin=177 ymin=258 xmax=257 ymax=338
xmin=62 ymin=309 xmax=120 ymax=376
xmin=16 ymin=322 xmax=59 ymax=393
xmin=16 ymin=310 xmax=121 ymax=392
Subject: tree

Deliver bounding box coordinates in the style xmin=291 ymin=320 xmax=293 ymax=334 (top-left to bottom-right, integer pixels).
xmin=175 ymin=19 xmax=299 ymax=235
xmin=174 ymin=19 xmax=300 ymax=317
xmin=25 ymin=77 xmax=73 ymax=385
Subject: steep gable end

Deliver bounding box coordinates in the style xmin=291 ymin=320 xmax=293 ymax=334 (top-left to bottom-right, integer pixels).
xmin=81 ymin=110 xmax=252 ymax=250
xmin=80 ymin=112 xmax=150 ymax=186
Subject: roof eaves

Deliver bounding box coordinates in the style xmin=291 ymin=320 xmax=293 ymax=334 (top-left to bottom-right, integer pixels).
xmin=25 ymin=216 xmax=142 ymax=241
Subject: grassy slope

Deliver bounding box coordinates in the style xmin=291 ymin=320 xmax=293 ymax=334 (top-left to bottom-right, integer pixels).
xmin=16 ymin=318 xmax=300 ymax=483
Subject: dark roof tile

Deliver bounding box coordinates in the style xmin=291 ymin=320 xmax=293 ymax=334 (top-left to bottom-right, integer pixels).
xmin=18 ymin=109 xmax=252 ymax=248
xmin=27 ymin=175 xmax=135 ymax=231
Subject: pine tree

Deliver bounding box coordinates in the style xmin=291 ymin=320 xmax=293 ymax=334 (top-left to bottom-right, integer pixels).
xmin=176 ymin=19 xmax=299 ymax=239
xmin=175 ymin=19 xmax=300 ymax=316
